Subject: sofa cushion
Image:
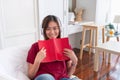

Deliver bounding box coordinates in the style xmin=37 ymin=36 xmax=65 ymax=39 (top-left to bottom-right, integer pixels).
xmin=0 ymin=46 xmax=30 ymax=80
xmin=0 ymin=73 xmax=18 ymax=80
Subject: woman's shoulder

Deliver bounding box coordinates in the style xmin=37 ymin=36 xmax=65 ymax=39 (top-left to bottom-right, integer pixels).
xmin=30 ymin=42 xmax=39 ymax=49
xmin=32 ymin=42 xmax=38 ymax=46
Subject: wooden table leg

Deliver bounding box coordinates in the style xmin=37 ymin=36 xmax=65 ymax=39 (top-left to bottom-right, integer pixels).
xmin=102 ymin=27 xmax=105 ymax=60
xmin=117 ymin=37 xmax=119 ymax=41
xmin=106 ymin=36 xmax=110 ymax=41
xmin=108 ymin=53 xmax=111 ymax=64
xmin=80 ymin=28 xmax=86 ymax=60
xmin=94 ymin=48 xmax=99 ymax=72
xmin=89 ymin=29 xmax=93 ymax=54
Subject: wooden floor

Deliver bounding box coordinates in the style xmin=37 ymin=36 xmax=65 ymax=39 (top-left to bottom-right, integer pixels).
xmin=73 ymin=48 xmax=120 ymax=80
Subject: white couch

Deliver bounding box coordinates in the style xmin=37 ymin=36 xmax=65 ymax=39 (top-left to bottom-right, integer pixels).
xmin=0 ymin=46 xmax=30 ymax=80
xmin=0 ymin=46 xmax=81 ymax=80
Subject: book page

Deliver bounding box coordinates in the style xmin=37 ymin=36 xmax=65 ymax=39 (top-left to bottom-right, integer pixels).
xmin=38 ymin=39 xmax=56 ymax=62
xmin=54 ymin=38 xmax=70 ymax=60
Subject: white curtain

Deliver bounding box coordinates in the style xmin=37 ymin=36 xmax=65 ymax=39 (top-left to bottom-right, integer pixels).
xmin=106 ymin=0 xmax=120 ymax=23
xmin=95 ymin=0 xmax=120 ymax=24
xmin=95 ymin=0 xmax=111 ymax=25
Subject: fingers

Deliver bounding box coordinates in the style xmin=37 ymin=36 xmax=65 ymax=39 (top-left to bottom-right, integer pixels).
xmin=39 ymin=47 xmax=46 ymax=55
xmin=41 ymin=47 xmax=46 ymax=51
xmin=35 ymin=47 xmax=46 ymax=63
xmin=63 ymin=48 xmax=76 ymax=58
xmin=41 ymin=47 xmax=45 ymax=50
xmin=64 ymin=48 xmax=71 ymax=53
xmin=63 ymin=48 xmax=72 ymax=57
xmin=64 ymin=48 xmax=73 ymax=55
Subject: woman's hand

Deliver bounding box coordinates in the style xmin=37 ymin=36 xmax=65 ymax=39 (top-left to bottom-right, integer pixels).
xmin=28 ymin=47 xmax=46 ymax=79
xmin=63 ymin=48 xmax=78 ymax=77
xmin=35 ymin=47 xmax=46 ymax=63
xmin=63 ymin=48 xmax=77 ymax=63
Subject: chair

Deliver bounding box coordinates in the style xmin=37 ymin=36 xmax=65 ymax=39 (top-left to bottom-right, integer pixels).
xmin=79 ymin=23 xmax=105 ymax=60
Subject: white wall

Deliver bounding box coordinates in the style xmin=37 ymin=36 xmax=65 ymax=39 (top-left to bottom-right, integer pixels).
xmin=0 ymin=0 xmax=38 ymax=49
xmin=76 ymin=0 xmax=111 ymax=25
xmin=38 ymin=0 xmax=64 ymax=25
xmin=0 ymin=1 xmax=4 ymax=49
xmin=76 ymin=0 xmax=96 ymax=21
xmin=69 ymin=32 xmax=81 ymax=48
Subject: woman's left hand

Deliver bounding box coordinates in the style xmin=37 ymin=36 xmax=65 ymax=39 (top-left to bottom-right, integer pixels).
xmin=64 ymin=48 xmax=78 ymax=77
xmin=63 ymin=48 xmax=77 ymax=62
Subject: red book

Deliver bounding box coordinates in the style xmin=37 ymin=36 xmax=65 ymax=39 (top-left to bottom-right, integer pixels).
xmin=38 ymin=38 xmax=71 ymax=63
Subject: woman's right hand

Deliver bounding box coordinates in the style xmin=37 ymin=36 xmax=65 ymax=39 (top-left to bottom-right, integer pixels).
xmin=35 ymin=47 xmax=46 ymax=63
xmin=28 ymin=47 xmax=46 ymax=79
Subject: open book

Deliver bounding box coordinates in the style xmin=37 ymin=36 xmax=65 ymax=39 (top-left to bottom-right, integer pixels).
xmin=38 ymin=38 xmax=71 ymax=63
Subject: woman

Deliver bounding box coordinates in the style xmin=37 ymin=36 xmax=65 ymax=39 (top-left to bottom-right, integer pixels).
xmin=27 ymin=15 xmax=79 ymax=80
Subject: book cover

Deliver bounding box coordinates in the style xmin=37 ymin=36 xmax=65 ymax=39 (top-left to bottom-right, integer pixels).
xmin=38 ymin=38 xmax=71 ymax=63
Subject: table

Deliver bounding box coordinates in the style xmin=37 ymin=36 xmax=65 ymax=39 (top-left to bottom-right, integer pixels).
xmin=94 ymin=41 xmax=120 ymax=72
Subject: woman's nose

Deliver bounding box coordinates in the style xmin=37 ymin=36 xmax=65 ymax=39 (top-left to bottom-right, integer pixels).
xmin=50 ymin=29 xmax=54 ymax=33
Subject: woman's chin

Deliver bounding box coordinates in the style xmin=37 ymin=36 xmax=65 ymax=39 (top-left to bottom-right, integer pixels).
xmin=49 ymin=37 xmax=57 ymax=39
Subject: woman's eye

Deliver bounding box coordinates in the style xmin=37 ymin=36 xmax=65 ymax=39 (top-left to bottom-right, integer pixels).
xmin=46 ymin=28 xmax=50 ymax=30
xmin=46 ymin=27 xmax=59 ymax=30
xmin=53 ymin=27 xmax=58 ymax=30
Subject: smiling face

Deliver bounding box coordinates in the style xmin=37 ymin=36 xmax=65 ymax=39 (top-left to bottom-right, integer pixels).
xmin=46 ymin=21 xmax=60 ymax=39
xmin=42 ymin=15 xmax=61 ymax=40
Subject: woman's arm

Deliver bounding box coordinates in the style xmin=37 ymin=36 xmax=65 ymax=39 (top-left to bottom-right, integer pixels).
xmin=64 ymin=49 xmax=78 ymax=77
xmin=66 ymin=60 xmax=77 ymax=77
xmin=28 ymin=47 xmax=46 ymax=79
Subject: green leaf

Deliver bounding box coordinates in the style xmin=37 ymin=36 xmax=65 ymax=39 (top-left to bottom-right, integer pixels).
xmin=106 ymin=23 xmax=115 ymax=29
